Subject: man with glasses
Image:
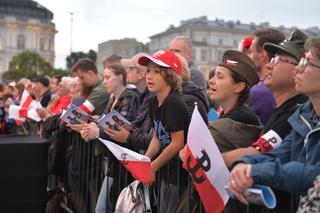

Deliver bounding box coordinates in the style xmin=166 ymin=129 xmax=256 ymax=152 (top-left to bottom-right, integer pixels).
xmin=224 ymin=29 xmax=308 ymax=212
xmin=227 ymin=34 xmax=320 ymax=212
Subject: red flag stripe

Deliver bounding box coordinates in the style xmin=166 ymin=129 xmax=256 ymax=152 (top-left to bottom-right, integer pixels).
xmin=15 ymin=120 xmax=23 ymax=126
xmin=79 ymin=104 xmax=90 ymax=113
xmin=22 ymin=95 xmax=33 ymax=108
xmin=79 ymin=100 xmax=95 ymax=113
xmin=183 ymin=146 xmax=225 ymax=213
xmin=19 ymin=109 xmax=28 ymax=118
xmin=120 ymin=160 xmax=152 ymax=183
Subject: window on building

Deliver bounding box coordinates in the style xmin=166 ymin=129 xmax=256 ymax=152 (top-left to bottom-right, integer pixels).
xmin=218 ymin=38 xmax=224 ymax=45
xmin=217 ymin=50 xmax=224 ymax=62
xmin=17 ymin=34 xmax=26 ymax=50
xmin=48 ymin=38 xmax=54 ymax=51
xmin=201 ymin=49 xmax=207 ymax=61
xmin=40 ymin=37 xmax=45 ymax=51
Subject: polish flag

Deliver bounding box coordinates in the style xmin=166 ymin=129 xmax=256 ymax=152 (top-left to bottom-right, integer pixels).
xmin=20 ymin=89 xmax=34 ymax=108
xmin=226 ymin=59 xmax=238 ymax=66
xmin=183 ymin=105 xmax=230 ymax=213
xmin=98 ymin=138 xmax=152 ymax=183
xmin=14 ymin=89 xmax=34 ymax=124
xmin=79 ymin=100 xmax=95 ymax=114
xmin=8 ymin=105 xmax=41 ymax=122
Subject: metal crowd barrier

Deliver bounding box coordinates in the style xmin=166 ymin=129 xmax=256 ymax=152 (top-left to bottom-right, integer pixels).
xmin=47 ymin=129 xmax=296 ymax=213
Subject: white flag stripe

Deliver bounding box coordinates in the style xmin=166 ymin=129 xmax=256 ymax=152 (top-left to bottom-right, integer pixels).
xmin=20 ymin=89 xmax=30 ymax=105
xmin=98 ymin=138 xmax=150 ymax=162
xmin=29 ymin=101 xmax=42 ymax=109
xmin=187 ymin=106 xmax=230 ymax=204
xmin=8 ymin=105 xmax=25 ymax=120
xmin=28 ymin=108 xmax=41 ymax=121
xmin=82 ymin=100 xmax=95 ymax=112
xmin=262 ymin=130 xmax=282 ymax=149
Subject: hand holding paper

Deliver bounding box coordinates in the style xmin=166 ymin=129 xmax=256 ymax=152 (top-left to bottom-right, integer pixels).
xmin=225 ymin=184 xmax=276 ymax=209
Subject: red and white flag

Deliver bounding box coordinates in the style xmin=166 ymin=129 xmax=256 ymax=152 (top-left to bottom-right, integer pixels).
xmin=183 ymin=105 xmax=230 ymax=213
xmin=98 ymin=138 xmax=152 ymax=183
xmin=8 ymin=105 xmax=41 ymax=122
xmin=8 ymin=89 xmax=42 ymax=123
xmin=20 ymin=89 xmax=34 ymax=108
xmin=79 ymin=100 xmax=95 ymax=114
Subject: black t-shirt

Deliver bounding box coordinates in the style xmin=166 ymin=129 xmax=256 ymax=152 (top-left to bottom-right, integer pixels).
xmin=150 ymin=92 xmax=189 ymax=185
xmin=263 ymin=94 xmax=308 ymax=138
xmin=150 ymin=92 xmax=189 ymax=149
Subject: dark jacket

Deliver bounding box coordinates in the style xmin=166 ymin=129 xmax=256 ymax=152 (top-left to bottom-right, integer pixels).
xmin=189 ymin=61 xmax=207 ymax=91
xmin=127 ymin=88 xmax=154 ymax=151
xmin=99 ymin=88 xmax=139 ymax=177
xmin=209 ymin=105 xmax=263 ymax=153
xmin=182 ymin=81 xmax=209 ymax=124
xmin=40 ymin=89 xmax=52 ymax=107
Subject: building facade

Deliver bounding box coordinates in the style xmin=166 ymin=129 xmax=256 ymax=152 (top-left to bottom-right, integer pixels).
xmin=0 ymin=0 xmax=56 ymax=76
xmin=149 ymin=17 xmax=320 ymax=78
xmin=97 ymin=16 xmax=320 ymax=79
xmin=97 ymin=38 xmax=146 ymax=72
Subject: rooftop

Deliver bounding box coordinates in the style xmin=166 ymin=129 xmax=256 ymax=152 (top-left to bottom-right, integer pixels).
xmin=0 ymin=0 xmax=53 ymax=20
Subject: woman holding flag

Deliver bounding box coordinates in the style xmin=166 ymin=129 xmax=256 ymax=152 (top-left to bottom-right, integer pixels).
xmin=80 ymin=63 xmax=138 ymax=212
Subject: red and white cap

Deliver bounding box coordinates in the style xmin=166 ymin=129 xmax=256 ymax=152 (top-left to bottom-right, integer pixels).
xmin=138 ymin=50 xmax=182 ymax=76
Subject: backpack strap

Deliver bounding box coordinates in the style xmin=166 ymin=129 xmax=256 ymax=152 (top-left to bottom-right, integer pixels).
xmin=143 ymin=185 xmax=152 ymax=213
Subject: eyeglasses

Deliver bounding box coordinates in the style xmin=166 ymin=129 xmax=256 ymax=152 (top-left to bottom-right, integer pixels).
xmin=295 ymin=57 xmax=320 ymax=73
xmin=270 ymin=55 xmax=298 ymax=66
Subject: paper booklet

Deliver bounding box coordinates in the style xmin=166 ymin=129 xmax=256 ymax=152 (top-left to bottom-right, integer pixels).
xmin=60 ymin=104 xmax=95 ymax=124
xmin=98 ymin=109 xmax=136 ymax=132
xmin=225 ymin=184 xmax=276 ymax=209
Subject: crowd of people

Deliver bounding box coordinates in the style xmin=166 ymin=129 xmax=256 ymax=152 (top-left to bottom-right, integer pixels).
xmin=1 ymin=28 xmax=320 ymax=213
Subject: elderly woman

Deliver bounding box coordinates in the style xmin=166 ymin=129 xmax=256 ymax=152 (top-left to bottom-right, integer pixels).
xmin=37 ymin=76 xmax=74 ymax=120
xmin=229 ymin=37 xmax=320 ymax=210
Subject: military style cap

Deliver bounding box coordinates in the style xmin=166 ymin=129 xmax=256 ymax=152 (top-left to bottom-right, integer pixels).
xmin=263 ymin=29 xmax=308 ymax=61
xmin=219 ymin=50 xmax=259 ymax=88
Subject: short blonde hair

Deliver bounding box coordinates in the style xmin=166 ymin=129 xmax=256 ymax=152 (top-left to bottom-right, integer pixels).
xmin=60 ymin=76 xmax=76 ymax=91
xmin=175 ymin=53 xmax=190 ymax=83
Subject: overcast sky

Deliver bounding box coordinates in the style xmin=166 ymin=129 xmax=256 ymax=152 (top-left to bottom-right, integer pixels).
xmin=36 ymin=0 xmax=320 ymax=69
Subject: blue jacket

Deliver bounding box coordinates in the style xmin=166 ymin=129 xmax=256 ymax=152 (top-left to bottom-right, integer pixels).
xmin=241 ymin=101 xmax=320 ymax=198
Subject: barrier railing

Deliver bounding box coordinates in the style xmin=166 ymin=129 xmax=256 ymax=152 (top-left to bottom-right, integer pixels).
xmin=47 ymin=129 xmax=296 ymax=213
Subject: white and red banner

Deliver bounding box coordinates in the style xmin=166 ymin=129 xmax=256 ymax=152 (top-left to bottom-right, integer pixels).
xmin=8 ymin=89 xmax=42 ymax=122
xmin=8 ymin=105 xmax=41 ymax=122
xmin=79 ymin=100 xmax=95 ymax=114
xmin=98 ymin=138 xmax=152 ymax=183
xmin=183 ymin=105 xmax=230 ymax=213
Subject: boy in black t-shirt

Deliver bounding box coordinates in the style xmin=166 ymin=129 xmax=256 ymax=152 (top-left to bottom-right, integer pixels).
xmin=138 ymin=50 xmax=189 ymax=213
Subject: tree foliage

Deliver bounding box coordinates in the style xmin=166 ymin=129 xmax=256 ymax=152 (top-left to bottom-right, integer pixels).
xmin=2 ymin=51 xmax=59 ymax=81
xmin=66 ymin=49 xmax=97 ymax=70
